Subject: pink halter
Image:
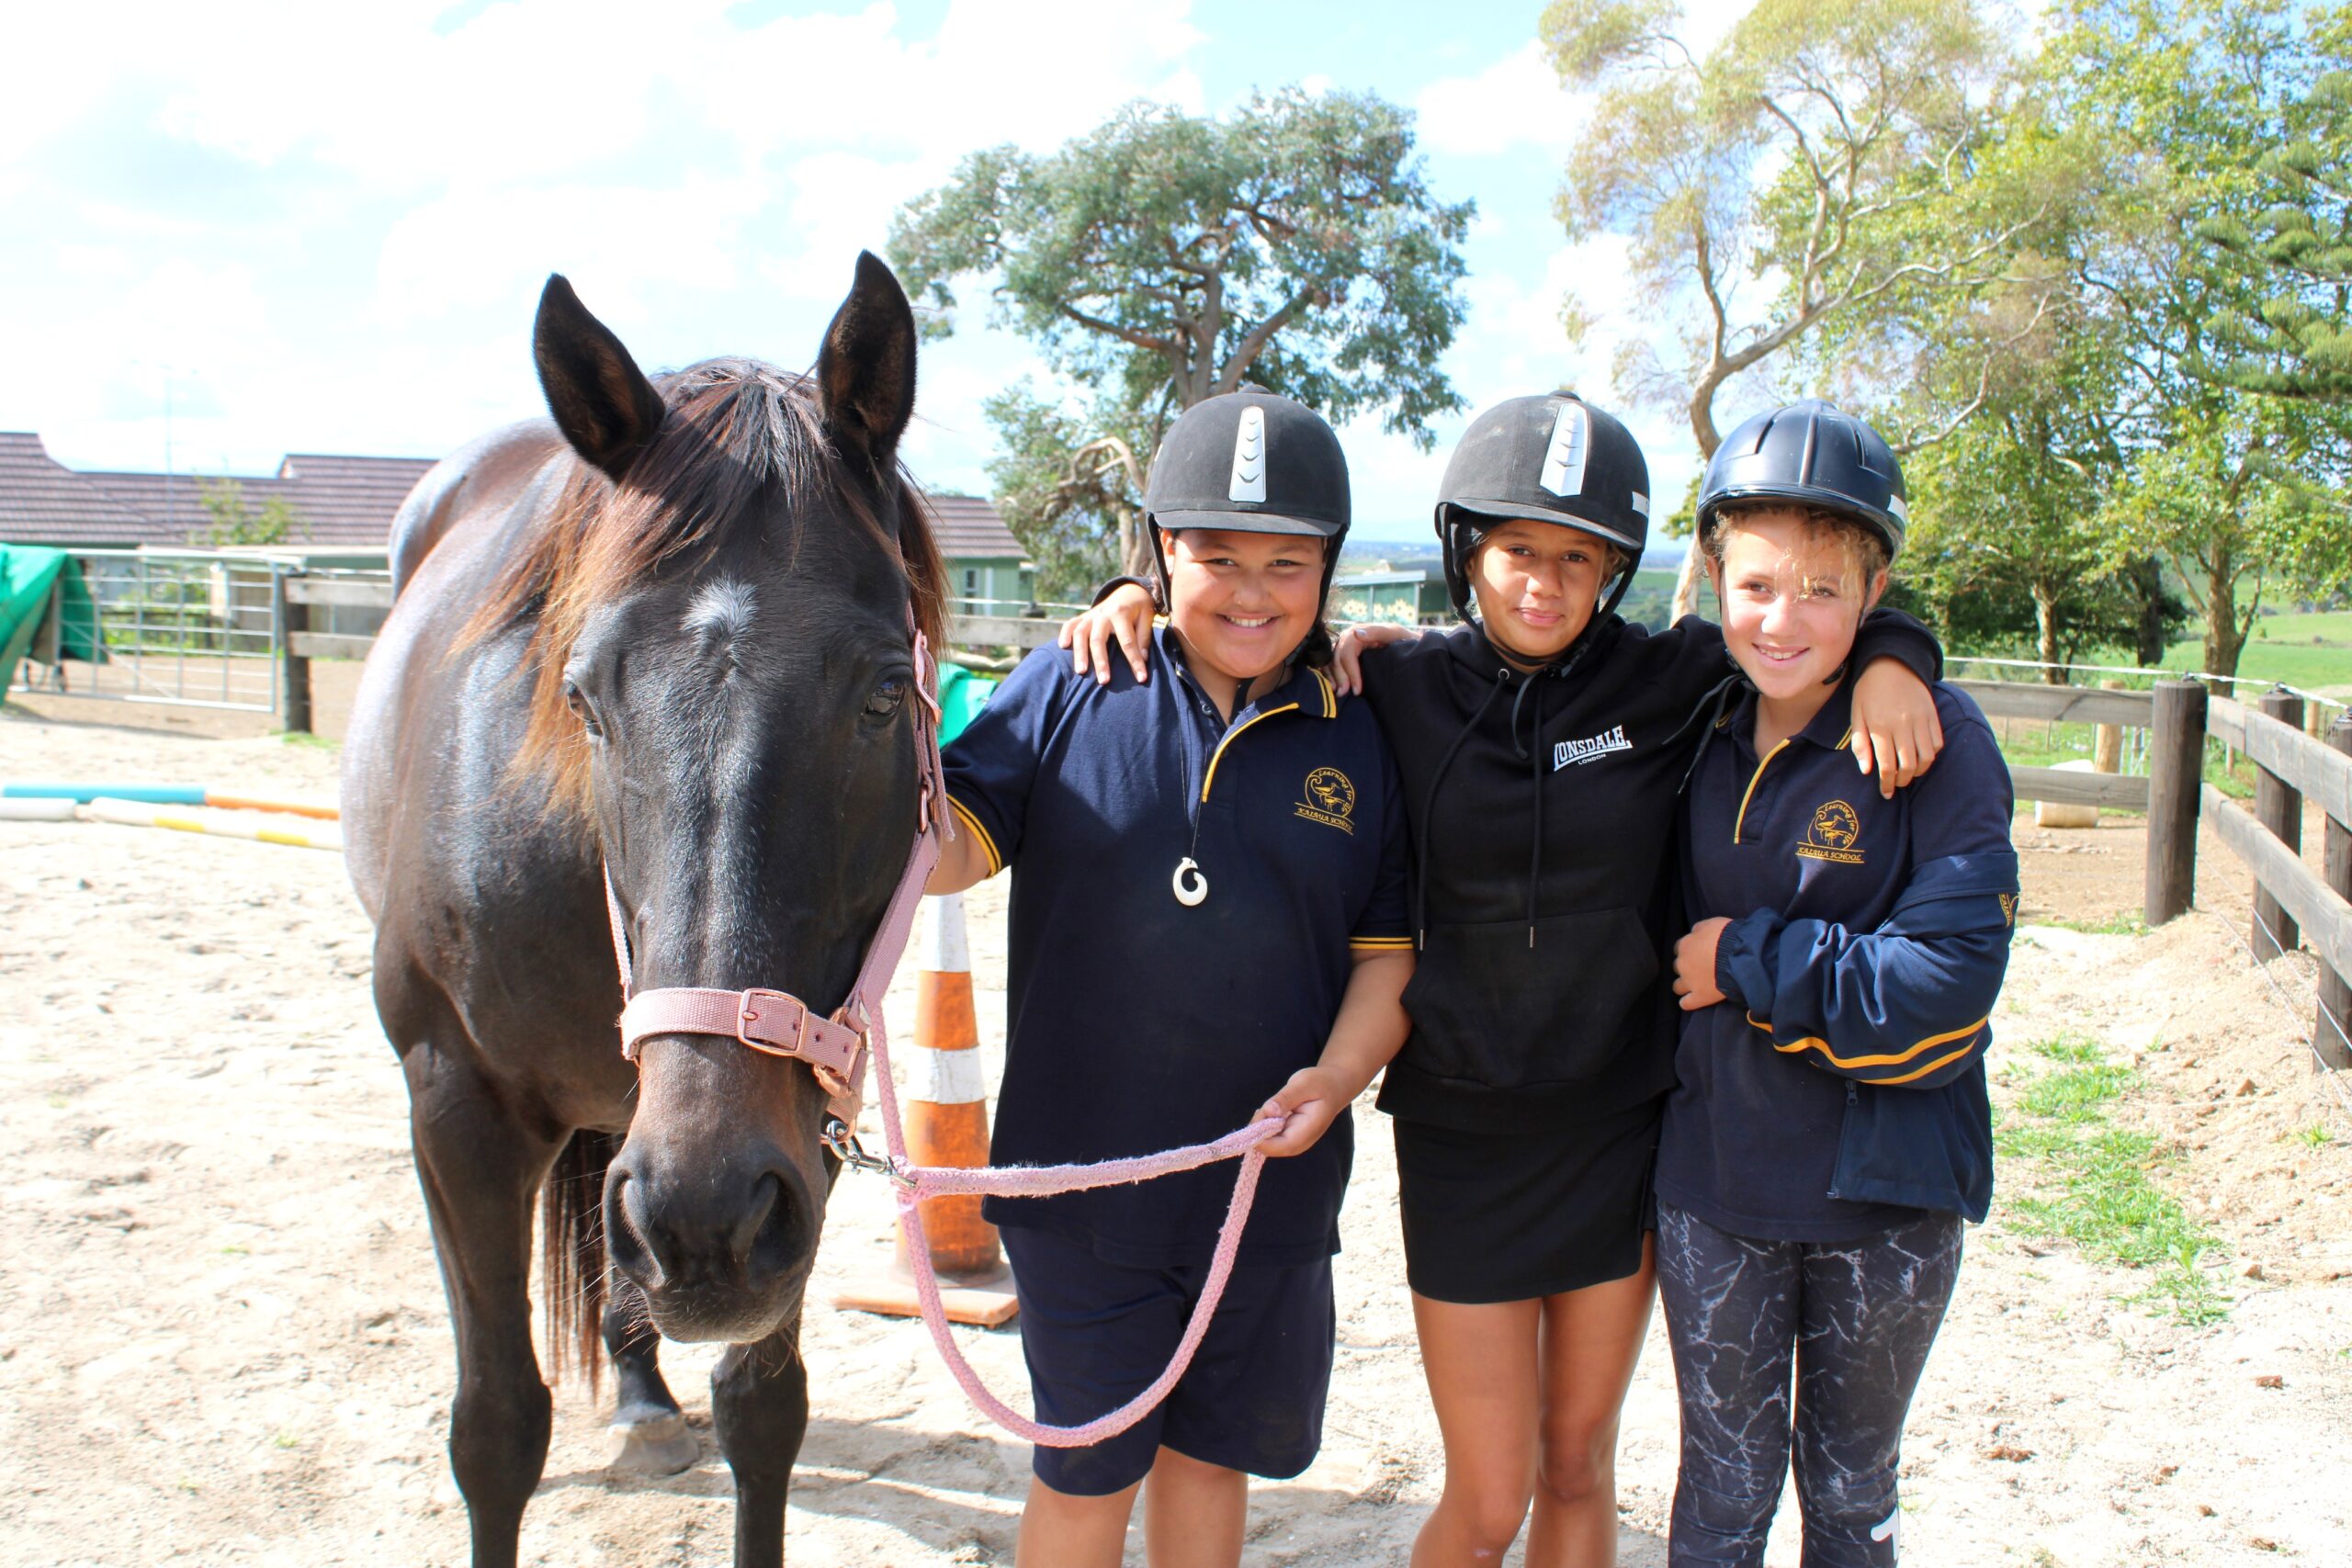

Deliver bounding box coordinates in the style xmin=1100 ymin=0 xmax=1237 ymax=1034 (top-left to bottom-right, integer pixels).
xmin=602 ymin=627 xmax=949 ymax=1122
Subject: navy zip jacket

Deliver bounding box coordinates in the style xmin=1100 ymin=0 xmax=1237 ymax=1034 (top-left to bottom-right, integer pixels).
xmin=1657 ymin=679 xmax=2019 ymax=1240
xmin=1361 ymin=608 xmax=1941 ymax=1134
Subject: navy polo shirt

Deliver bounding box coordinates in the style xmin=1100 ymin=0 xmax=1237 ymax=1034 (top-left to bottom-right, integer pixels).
xmin=944 ymin=629 xmax=1411 ymax=1268
xmin=1658 ymin=678 xmax=2018 ymax=1241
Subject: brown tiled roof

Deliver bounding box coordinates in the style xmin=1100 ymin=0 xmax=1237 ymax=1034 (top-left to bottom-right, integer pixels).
xmin=922 ymin=493 xmax=1027 ymax=560
xmin=79 ymin=469 xmax=219 ymax=541
xmin=6 ymin=442 xmax=438 ymax=549
xmin=8 ymin=437 xmax=1012 ymax=559
xmin=0 ymin=432 xmax=157 ymax=547
xmin=273 ymin=454 xmax=438 ymax=545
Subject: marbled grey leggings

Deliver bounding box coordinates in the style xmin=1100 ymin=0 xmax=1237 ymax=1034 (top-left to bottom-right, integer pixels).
xmin=1655 ymin=1203 xmax=1964 ymax=1567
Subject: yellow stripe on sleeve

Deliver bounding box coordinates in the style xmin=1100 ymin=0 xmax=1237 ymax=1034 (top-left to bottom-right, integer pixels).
xmin=1870 ymin=1041 xmax=1981 ymax=1085
xmin=1749 ymin=1011 xmax=1989 ymax=1070
xmin=1349 ymin=935 xmax=1414 ymax=951
xmin=947 ymin=795 xmax=1003 ymax=876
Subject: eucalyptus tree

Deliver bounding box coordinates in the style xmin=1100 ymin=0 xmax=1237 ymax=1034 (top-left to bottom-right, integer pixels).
xmin=1544 ymin=0 xmax=2036 ymax=615
xmin=890 ymin=90 xmax=1472 ymax=591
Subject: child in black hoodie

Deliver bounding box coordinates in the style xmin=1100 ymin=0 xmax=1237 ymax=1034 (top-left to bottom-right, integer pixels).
xmin=1067 ymin=392 xmax=1946 ymax=1566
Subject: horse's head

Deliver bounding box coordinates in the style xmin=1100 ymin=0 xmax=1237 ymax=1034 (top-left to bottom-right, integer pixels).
xmin=522 ymin=255 xmax=939 ymax=1343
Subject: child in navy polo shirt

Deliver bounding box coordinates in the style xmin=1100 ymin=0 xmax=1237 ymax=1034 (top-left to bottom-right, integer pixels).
xmin=926 ymin=390 xmax=1414 ymax=1568
xmin=1662 ymin=401 xmax=2018 ymax=1567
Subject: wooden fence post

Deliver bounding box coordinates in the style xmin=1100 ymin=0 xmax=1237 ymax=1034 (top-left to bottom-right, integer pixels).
xmin=2095 ymin=678 xmax=2126 ymax=773
xmin=2254 ymin=686 xmax=2305 ymax=959
xmin=2321 ymin=713 xmax=2352 ymax=1070
xmin=277 ymin=570 xmax=312 ymax=736
xmin=2145 ymin=679 xmax=2208 ymax=925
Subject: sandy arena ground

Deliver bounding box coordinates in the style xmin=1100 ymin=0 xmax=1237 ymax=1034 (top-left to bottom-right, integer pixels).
xmin=2 ymin=705 xmax=2347 ymax=1566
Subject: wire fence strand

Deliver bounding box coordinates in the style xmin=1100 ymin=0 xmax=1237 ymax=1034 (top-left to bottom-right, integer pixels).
xmin=2211 ymin=901 xmax=2352 ymax=1131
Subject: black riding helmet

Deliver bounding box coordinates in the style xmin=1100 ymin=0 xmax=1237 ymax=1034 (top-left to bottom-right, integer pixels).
xmin=1144 ymin=389 xmax=1351 ymax=657
xmin=1694 ymin=398 xmax=1907 ymax=561
xmin=1434 ymin=392 xmax=1652 ymax=660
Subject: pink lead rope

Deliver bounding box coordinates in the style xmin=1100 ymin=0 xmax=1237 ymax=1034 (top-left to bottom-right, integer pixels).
xmin=604 ymin=626 xmax=1283 ymax=1448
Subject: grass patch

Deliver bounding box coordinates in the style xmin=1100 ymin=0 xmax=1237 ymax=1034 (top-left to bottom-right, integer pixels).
xmin=277 ymin=730 xmax=339 ymax=751
xmin=2034 ymin=911 xmax=2152 ymax=937
xmin=2028 ymin=1032 xmax=2109 ymax=1064
xmin=2292 ymin=1122 xmax=2335 ymax=1149
xmin=2017 ymin=1063 xmax=2137 ymax=1122
xmin=1996 ymin=1037 xmax=2231 ymax=1325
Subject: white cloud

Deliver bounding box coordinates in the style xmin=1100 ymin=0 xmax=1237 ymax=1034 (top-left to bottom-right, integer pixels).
xmin=6 ymin=2 xmax=1736 ymax=534
xmin=1414 ymin=39 xmax=1583 ymax=157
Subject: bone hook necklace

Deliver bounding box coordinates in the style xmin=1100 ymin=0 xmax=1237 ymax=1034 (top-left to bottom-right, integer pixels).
xmin=1173 ymin=690 xmax=1216 ymax=908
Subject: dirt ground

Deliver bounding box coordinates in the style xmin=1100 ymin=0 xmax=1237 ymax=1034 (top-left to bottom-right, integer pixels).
xmin=2 ymin=705 xmax=2347 ymax=1567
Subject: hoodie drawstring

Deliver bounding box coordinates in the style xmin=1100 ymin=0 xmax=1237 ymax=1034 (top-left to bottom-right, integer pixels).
xmin=1670 ymin=663 xmax=1752 ymax=795
xmin=1509 ymin=674 xmax=1550 ymax=947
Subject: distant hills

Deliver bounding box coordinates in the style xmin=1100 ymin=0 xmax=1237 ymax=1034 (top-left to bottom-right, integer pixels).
xmin=1340 ymin=541 xmax=1690 ymax=574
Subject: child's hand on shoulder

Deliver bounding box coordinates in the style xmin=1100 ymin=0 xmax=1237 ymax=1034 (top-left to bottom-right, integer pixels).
xmin=1256 ymin=1066 xmax=1352 ymax=1156
xmin=1672 ymin=918 xmax=1732 ymax=1011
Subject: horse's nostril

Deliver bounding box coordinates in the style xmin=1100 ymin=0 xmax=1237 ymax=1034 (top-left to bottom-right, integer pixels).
xmin=604 ymin=1168 xmax=662 ymax=1290
xmin=744 ymin=1168 xmax=812 ymax=1289
xmin=729 ymin=1172 xmax=780 ymax=1262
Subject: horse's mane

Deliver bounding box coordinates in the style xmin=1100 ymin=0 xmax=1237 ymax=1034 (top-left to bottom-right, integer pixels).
xmin=458 ymin=356 xmax=950 ymax=818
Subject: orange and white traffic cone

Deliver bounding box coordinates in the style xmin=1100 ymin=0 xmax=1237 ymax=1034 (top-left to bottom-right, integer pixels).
xmin=834 ymin=892 xmax=1020 ymax=1328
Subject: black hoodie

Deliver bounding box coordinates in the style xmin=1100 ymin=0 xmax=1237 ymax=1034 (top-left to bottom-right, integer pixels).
xmin=1362 ymin=609 xmax=1941 ymax=1134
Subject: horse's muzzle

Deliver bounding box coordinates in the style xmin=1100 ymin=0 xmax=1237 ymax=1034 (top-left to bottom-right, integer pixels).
xmin=604 ymin=1146 xmax=819 ymax=1342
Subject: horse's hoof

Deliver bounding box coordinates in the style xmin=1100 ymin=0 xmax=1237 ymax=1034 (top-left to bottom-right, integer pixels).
xmin=608 ymin=1410 xmax=699 ymax=1475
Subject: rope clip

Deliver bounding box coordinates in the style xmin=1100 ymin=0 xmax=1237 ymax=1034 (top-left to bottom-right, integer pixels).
xmin=821 ymin=1116 xmax=914 ymax=1188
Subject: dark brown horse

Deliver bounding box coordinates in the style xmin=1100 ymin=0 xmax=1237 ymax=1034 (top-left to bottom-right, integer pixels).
xmin=341 ymin=254 xmax=947 ymax=1568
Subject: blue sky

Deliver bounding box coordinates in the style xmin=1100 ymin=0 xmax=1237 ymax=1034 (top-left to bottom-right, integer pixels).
xmin=0 ymin=0 xmax=1750 ymax=544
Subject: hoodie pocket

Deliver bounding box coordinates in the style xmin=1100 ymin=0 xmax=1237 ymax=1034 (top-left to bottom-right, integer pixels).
xmin=1401 ymin=908 xmax=1661 ymax=1089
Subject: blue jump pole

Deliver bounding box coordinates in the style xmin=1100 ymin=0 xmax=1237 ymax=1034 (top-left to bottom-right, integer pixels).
xmin=1 ymin=783 xmax=209 ymax=806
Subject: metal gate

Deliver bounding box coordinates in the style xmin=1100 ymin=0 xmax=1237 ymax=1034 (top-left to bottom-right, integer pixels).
xmin=6 ymin=548 xmax=298 ymax=715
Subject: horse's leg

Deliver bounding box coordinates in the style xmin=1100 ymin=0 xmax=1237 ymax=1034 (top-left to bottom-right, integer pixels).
xmin=406 ymin=1043 xmax=564 ymax=1568
xmin=605 ymin=1273 xmax=699 ymax=1474
xmin=712 ymin=1326 xmax=810 ymax=1568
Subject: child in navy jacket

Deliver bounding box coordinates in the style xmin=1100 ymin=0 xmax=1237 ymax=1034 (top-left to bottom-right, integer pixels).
xmin=1661 ymin=401 xmax=2018 ymax=1567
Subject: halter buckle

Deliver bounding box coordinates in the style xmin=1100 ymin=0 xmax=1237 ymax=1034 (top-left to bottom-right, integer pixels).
xmin=736 ymin=988 xmax=809 ymax=1057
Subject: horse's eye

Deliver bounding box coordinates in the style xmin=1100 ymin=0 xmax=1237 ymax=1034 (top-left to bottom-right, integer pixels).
xmin=864 ymin=676 xmax=908 ymax=717
xmin=563 ymin=680 xmax=602 ymax=736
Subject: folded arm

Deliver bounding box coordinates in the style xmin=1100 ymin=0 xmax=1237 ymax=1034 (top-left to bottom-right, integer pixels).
xmin=1709 ymin=854 xmax=2019 ymax=1090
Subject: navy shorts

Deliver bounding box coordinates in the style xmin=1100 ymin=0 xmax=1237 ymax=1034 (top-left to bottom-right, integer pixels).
xmin=1001 ymin=1226 xmax=1336 ymax=1495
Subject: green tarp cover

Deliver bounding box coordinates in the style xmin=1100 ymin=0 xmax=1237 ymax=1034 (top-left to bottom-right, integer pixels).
xmin=0 ymin=547 xmax=102 ymax=682
xmin=936 ymin=660 xmax=997 ymax=747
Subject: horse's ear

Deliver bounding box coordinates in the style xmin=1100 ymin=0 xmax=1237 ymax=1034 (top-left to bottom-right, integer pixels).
xmin=534 ymin=275 xmax=666 ymax=481
xmin=816 ymin=252 xmax=917 ymax=474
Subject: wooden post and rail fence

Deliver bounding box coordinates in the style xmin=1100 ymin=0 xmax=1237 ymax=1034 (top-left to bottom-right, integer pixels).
xmin=267 ymin=575 xmax=2352 ymax=1077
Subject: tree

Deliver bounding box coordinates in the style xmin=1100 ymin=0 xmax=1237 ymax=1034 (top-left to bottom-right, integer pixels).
xmin=2102 ymin=395 xmax=2348 ymax=675
xmin=196 ymin=477 xmax=304 ymax=548
xmin=979 ymin=385 xmax=1158 ymax=601
xmin=2188 ymin=4 xmax=2352 ymax=399
xmin=1815 ymin=95 xmax=2193 ymax=676
xmin=1544 ymin=0 xmax=2038 ymax=615
xmin=2049 ymin=0 xmax=2352 ymax=676
xmin=890 ymin=89 xmax=1473 ymax=588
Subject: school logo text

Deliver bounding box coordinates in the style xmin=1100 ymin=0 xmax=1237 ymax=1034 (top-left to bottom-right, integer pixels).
xmin=1796 ymin=799 xmax=1865 ymax=864
xmin=1295 ymin=767 xmax=1357 ymax=834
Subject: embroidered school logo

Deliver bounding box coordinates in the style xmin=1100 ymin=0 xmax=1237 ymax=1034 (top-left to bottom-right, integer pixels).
xmin=1795 ymin=799 xmax=1865 ymax=864
xmin=1295 ymin=767 xmax=1357 ymax=834
xmin=1552 ymin=724 xmax=1632 ymax=771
